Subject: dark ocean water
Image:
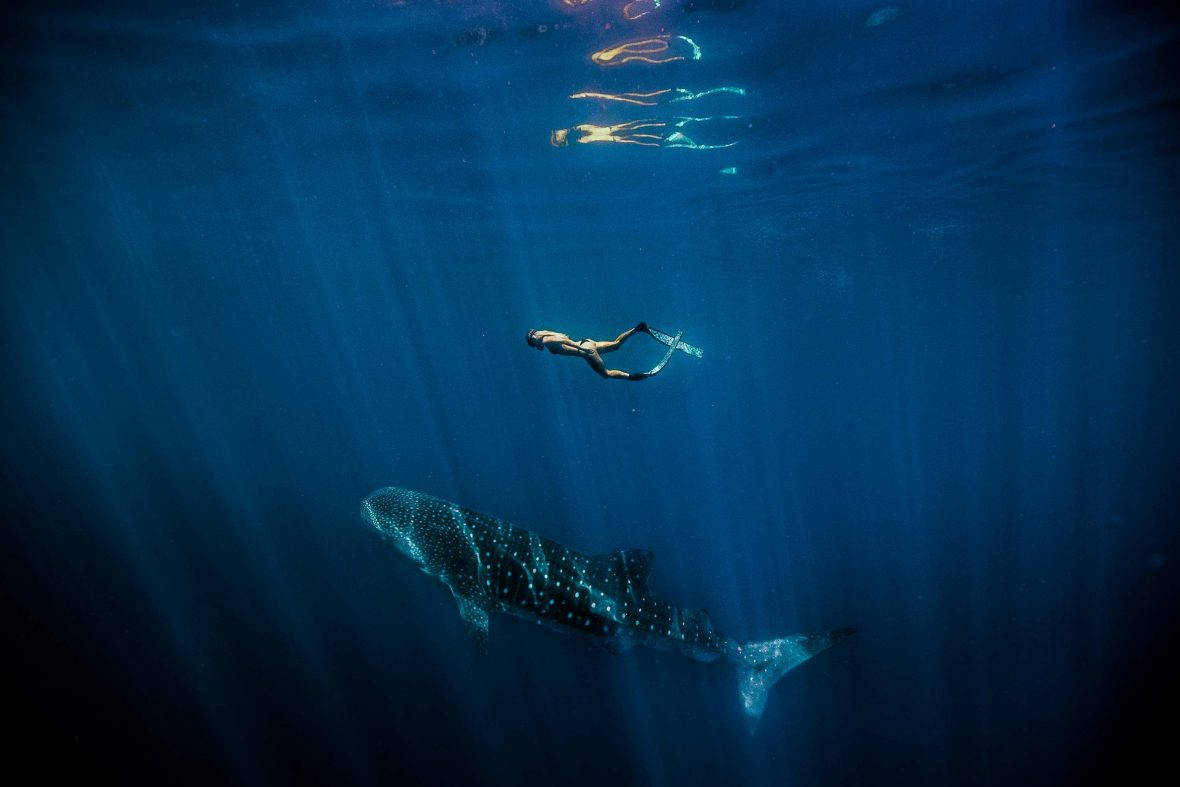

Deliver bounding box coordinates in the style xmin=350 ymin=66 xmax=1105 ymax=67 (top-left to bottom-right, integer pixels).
xmin=2 ymin=1 xmax=1178 ymax=784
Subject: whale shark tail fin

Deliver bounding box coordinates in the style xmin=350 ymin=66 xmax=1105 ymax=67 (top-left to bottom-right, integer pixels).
xmin=735 ymin=627 xmax=855 ymax=733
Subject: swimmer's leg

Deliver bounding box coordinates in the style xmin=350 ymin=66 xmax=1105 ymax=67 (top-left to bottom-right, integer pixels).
xmin=594 ymin=323 xmax=646 ymax=354
xmin=615 ymin=120 xmax=666 ymax=146
xmin=584 ymin=351 xmax=639 ymax=380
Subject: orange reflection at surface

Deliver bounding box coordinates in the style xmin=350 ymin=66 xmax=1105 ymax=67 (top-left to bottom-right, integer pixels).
xmin=623 ymin=0 xmax=663 ymax=20
xmin=590 ymin=35 xmax=701 ymax=67
xmin=568 ymin=89 xmax=675 ymax=107
xmin=551 ymin=116 xmax=742 ymax=149
xmin=569 ymin=86 xmax=745 ymax=106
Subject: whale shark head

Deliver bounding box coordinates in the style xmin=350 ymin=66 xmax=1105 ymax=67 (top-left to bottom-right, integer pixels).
xmin=361 ymin=487 xmax=464 ymax=576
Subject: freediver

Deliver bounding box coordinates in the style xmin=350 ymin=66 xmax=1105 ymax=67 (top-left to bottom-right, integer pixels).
xmin=526 ymin=323 xmax=653 ymax=380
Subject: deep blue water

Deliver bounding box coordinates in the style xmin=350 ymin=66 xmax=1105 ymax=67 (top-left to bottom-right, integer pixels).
xmin=2 ymin=1 xmax=1178 ymax=784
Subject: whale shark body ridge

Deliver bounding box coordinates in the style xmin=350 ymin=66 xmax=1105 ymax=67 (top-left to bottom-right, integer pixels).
xmin=362 ymin=486 xmax=853 ymax=732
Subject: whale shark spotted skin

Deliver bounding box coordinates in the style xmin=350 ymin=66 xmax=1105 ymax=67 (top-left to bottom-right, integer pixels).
xmin=362 ymin=486 xmax=853 ymax=731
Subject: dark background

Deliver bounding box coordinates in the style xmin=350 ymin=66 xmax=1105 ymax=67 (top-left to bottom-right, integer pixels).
xmin=2 ymin=1 xmax=1178 ymax=784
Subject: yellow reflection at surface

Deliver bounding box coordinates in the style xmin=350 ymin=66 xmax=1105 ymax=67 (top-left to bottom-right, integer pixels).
xmin=569 ymin=86 xmax=745 ymax=106
xmin=569 ymin=89 xmax=674 ymax=107
xmin=590 ymin=35 xmax=701 ymax=66
xmin=559 ymin=0 xmax=663 ymax=19
xmin=550 ymin=116 xmax=741 ymax=149
xmin=551 ymin=120 xmax=666 ymax=147
xmin=622 ymin=0 xmax=663 ymax=20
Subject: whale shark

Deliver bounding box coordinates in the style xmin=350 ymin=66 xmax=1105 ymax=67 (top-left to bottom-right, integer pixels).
xmin=362 ymin=486 xmax=854 ymax=731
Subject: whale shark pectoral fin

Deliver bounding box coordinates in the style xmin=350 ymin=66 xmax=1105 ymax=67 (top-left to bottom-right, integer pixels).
xmin=453 ymin=593 xmax=491 ymax=655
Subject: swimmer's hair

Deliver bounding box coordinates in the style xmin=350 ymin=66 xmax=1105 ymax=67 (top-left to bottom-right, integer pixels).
xmin=526 ymin=329 xmax=543 ymax=349
xmin=550 ymin=128 xmax=570 ymax=147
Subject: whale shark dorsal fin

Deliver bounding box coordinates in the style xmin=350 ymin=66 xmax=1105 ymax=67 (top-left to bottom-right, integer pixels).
xmin=590 ymin=549 xmax=655 ymax=592
xmin=452 ymin=592 xmax=490 ymax=655
xmin=683 ymin=607 xmax=716 ymax=633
